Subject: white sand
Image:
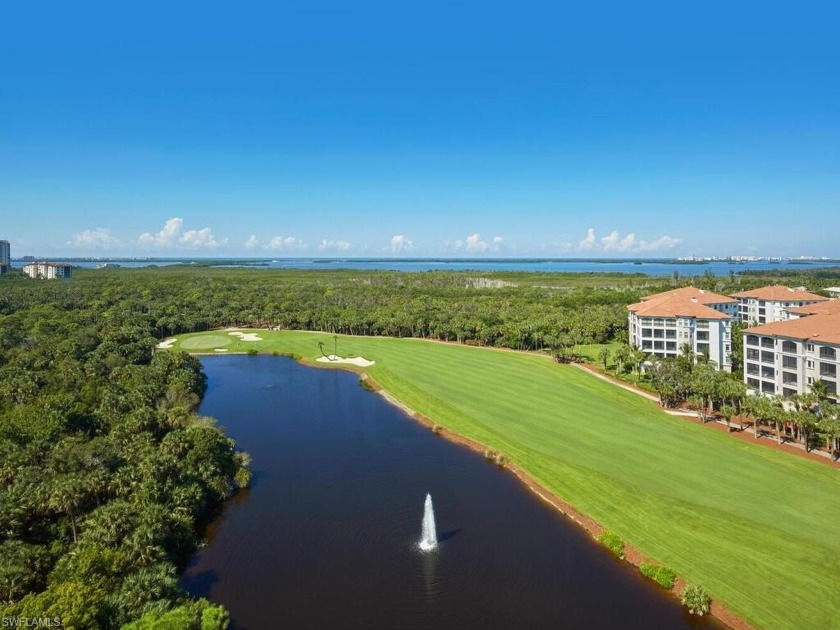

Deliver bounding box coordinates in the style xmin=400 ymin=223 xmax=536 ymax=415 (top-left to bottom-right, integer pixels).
xmin=228 ymin=331 xmax=263 ymax=341
xmin=156 ymin=338 xmax=177 ymax=349
xmin=316 ymin=354 xmax=376 ymax=367
xmin=214 ymin=349 xmax=228 ymax=352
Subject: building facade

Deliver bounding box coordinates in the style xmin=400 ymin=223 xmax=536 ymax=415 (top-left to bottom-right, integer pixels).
xmin=743 ymin=307 xmax=840 ymax=402
xmin=627 ymin=287 xmax=737 ymax=370
xmin=730 ymin=285 xmax=827 ymax=325
xmin=22 ymin=262 xmax=72 ymax=280
xmin=0 ymin=240 xmax=9 ymax=273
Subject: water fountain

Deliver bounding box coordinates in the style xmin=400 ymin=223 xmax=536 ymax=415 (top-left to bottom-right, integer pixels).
xmin=419 ymin=493 xmax=438 ymax=551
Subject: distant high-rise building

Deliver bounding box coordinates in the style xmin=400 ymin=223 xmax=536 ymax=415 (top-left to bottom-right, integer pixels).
xmin=0 ymin=240 xmax=9 ymax=268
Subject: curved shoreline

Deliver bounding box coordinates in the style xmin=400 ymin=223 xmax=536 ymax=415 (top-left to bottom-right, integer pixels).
xmin=190 ymin=344 xmax=759 ymax=629
xmin=359 ymin=372 xmax=751 ymax=630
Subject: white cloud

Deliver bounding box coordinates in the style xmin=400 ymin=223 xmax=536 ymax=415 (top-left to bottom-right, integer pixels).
xmin=453 ymin=233 xmax=504 ymax=253
xmin=575 ymin=227 xmax=681 ymax=254
xmin=138 ymin=217 xmax=227 ymax=249
xmin=638 ymin=235 xmax=682 ymax=251
xmin=139 ymin=217 xmax=184 ymax=247
xmin=318 ymin=239 xmax=351 ymax=251
xmin=69 ymin=228 xmax=120 ymax=249
xmin=244 ymin=235 xmax=260 ymax=249
xmin=388 ymin=234 xmax=414 ymax=254
xmin=265 ymin=236 xmax=308 ymax=251
xmin=179 ymin=227 xmax=228 ymax=249
xmin=578 ymin=228 xmax=597 ymax=251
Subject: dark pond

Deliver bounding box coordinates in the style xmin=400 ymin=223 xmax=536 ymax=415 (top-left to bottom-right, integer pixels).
xmin=183 ymin=356 xmax=724 ymax=629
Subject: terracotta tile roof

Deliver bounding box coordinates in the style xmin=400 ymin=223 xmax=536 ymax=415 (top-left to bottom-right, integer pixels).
xmin=640 ymin=286 xmax=736 ymax=304
xmin=730 ymin=284 xmax=828 ymax=302
xmin=629 ymin=287 xmax=734 ymax=320
xmin=745 ymin=313 xmax=840 ymax=346
xmin=786 ymin=300 xmax=840 ymax=317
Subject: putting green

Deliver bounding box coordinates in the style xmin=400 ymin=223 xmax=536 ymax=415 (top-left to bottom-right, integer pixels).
xmin=179 ymin=334 xmax=232 ymax=350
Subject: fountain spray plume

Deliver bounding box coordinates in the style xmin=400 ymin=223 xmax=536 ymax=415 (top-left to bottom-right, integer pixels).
xmin=419 ymin=493 xmax=438 ymax=551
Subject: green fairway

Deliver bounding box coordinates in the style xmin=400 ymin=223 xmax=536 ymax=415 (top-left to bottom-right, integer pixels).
xmin=169 ymin=330 xmax=840 ymax=630
xmin=179 ymin=334 xmax=232 ymax=350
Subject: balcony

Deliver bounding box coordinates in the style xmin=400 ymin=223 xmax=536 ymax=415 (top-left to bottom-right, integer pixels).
xmin=819 ymin=347 xmax=837 ymax=360
xmin=761 ymin=351 xmax=775 ymax=364
xmin=746 ymin=335 xmax=760 ymax=346
xmin=746 ymin=363 xmax=760 ymax=376
xmin=820 ymin=363 xmax=837 ymax=379
xmin=761 ymin=338 xmax=774 ymax=349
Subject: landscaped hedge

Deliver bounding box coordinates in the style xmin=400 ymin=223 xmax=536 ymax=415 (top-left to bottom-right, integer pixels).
xmin=639 ymin=562 xmax=676 ymax=589
xmin=597 ymin=531 xmax=625 ymax=559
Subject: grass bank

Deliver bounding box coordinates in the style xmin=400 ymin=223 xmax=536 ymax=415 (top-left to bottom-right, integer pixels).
xmin=168 ymin=330 xmax=840 ymax=630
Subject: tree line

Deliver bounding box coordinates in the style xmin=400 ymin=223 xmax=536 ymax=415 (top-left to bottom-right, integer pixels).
xmin=0 ymin=292 xmax=250 ymax=628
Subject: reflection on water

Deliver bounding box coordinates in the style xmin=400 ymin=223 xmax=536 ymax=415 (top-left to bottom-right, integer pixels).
xmin=183 ymin=356 xmax=724 ymax=630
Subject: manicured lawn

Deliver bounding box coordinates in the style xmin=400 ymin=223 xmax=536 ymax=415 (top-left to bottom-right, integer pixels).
xmin=170 ymin=330 xmax=840 ymax=630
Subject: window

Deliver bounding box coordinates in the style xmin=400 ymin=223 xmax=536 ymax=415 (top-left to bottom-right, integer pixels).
xmin=807 ymin=360 xmax=814 ymax=369
xmin=761 ymin=337 xmax=774 ymax=348
xmin=746 ymin=335 xmax=759 ymax=346
xmin=642 ymin=328 xmax=652 ymax=337
xmin=820 ymin=347 xmax=837 ymax=360
xmin=653 ymin=329 xmax=664 ymax=338
xmin=826 ymin=381 xmax=837 ymax=396
xmin=642 ymin=340 xmax=652 ymax=349
xmin=666 ymin=341 xmax=676 ymax=351
xmin=696 ymin=343 xmax=709 ymax=354
xmin=820 ymin=363 xmax=837 ymax=378
xmin=761 ymin=351 xmax=774 ymax=363
xmin=782 ymin=356 xmax=797 ymax=369
xmin=782 ymin=340 xmax=797 ymax=353
xmin=747 ymin=377 xmax=760 ymax=389
xmin=696 ymin=331 xmax=709 ymax=341
xmin=783 ymin=387 xmax=798 ymax=397
xmin=665 ymin=329 xmax=676 ymax=339
xmin=762 ymin=366 xmax=775 ymax=379
xmin=761 ymin=381 xmax=775 ymax=394
xmin=654 ymin=340 xmax=664 ymax=350
xmin=782 ymin=372 xmax=797 ymax=384
xmin=746 ymin=348 xmax=760 ymax=361
xmin=807 ymin=344 xmax=815 ymax=352
xmin=746 ymin=362 xmax=760 ymax=376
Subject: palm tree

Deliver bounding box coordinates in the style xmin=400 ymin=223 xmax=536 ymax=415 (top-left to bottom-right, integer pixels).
xmin=614 ymin=345 xmax=630 ymax=375
xmin=720 ymin=403 xmax=737 ymax=432
xmin=598 ymin=347 xmax=610 ymax=370
xmin=810 ymin=379 xmax=829 ymax=405
xmin=678 ymin=342 xmax=695 ymax=372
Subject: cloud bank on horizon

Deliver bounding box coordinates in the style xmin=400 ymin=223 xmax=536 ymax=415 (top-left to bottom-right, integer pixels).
xmin=63 ymin=219 xmax=683 ymax=257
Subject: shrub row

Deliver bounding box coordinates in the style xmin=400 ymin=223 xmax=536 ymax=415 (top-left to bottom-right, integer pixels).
xmin=639 ymin=562 xmax=676 ymax=589
xmin=597 ymin=531 xmax=625 ymax=560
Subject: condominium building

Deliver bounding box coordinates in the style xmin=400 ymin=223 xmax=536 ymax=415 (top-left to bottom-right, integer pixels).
xmin=730 ymin=285 xmax=827 ymax=325
xmin=743 ymin=307 xmax=840 ymax=402
xmin=22 ymin=262 xmax=73 ymax=280
xmin=627 ymin=287 xmax=737 ymax=370
xmin=785 ymin=299 xmax=840 ymax=320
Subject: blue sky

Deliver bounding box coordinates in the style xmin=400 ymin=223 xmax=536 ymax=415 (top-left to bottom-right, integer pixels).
xmin=1 ymin=1 xmax=838 ymax=257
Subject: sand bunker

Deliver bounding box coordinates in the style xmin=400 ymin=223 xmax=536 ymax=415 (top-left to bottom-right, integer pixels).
xmin=214 ymin=349 xmax=228 ymax=352
xmin=156 ymin=338 xmax=177 ymax=349
xmin=227 ymin=331 xmax=263 ymax=342
xmin=316 ymin=354 xmax=376 ymax=367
